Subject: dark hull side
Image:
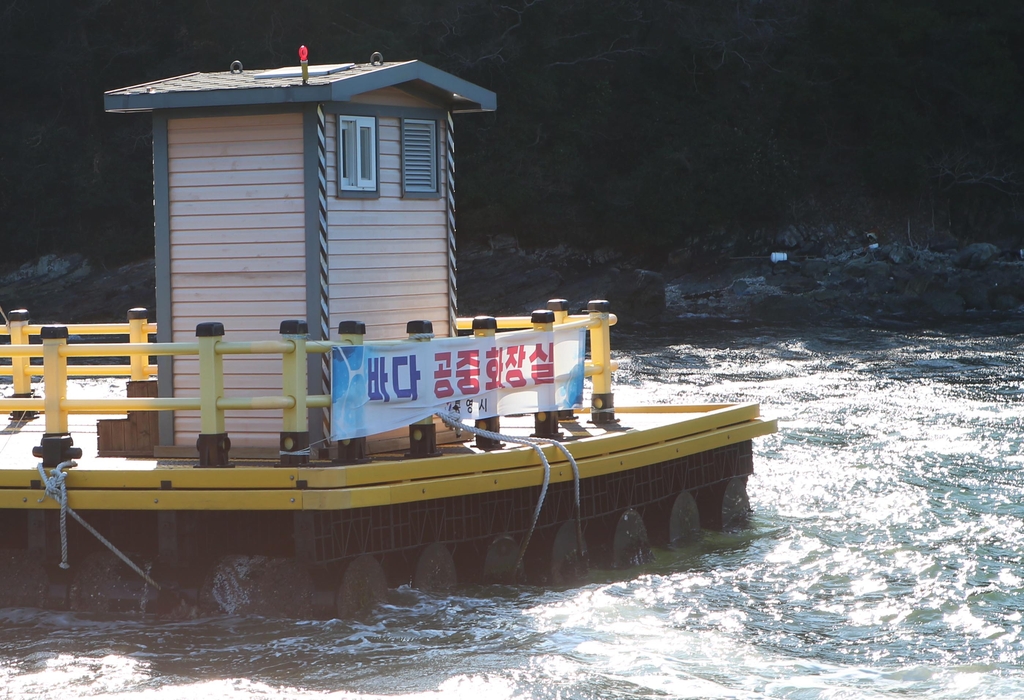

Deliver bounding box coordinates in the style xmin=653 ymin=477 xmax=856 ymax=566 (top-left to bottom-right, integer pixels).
xmin=0 ymin=441 xmax=752 ymax=614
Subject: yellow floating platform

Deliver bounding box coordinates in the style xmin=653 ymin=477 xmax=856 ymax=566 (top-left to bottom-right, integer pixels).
xmin=0 ymin=404 xmax=775 ymax=512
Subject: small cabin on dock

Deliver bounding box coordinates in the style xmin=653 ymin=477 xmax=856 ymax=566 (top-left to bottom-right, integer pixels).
xmin=104 ymin=57 xmax=496 ymax=452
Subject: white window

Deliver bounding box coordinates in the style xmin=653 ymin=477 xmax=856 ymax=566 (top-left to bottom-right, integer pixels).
xmin=338 ymin=116 xmax=377 ymax=192
xmin=402 ymin=119 xmax=438 ymax=195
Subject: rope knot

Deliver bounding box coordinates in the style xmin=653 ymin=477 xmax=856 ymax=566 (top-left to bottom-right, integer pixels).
xmin=41 ymin=462 xmax=70 ymax=500
xmin=34 ymin=460 xmax=161 ymax=589
xmin=36 ymin=460 xmax=75 ymax=569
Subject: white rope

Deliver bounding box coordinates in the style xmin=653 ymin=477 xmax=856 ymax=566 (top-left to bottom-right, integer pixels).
xmin=0 ymin=409 xmax=31 ymax=459
xmin=435 ymin=410 xmax=586 ymax=575
xmin=277 ymin=435 xmax=335 ymax=460
xmin=36 ymin=460 xmax=161 ymax=590
xmin=37 ymin=461 xmax=71 ymax=569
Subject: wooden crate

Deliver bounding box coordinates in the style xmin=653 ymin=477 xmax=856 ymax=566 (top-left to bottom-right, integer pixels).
xmin=97 ymin=380 xmax=159 ymax=457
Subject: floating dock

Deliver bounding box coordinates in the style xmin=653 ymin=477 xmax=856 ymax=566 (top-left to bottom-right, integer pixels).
xmin=1 ymin=54 xmax=775 ymax=617
xmin=0 ymin=306 xmax=775 ymax=617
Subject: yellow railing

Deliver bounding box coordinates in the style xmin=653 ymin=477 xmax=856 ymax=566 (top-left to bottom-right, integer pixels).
xmin=1 ymin=300 xmax=619 ymax=466
xmin=453 ymin=301 xmax=620 ymax=391
xmin=0 ymin=308 xmax=158 ymax=384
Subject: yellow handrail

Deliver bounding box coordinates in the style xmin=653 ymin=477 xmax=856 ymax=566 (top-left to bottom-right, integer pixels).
xmin=0 ymin=322 xmax=158 ymax=337
xmin=2 ymin=300 xmax=621 ymax=464
xmin=0 ymin=364 xmax=160 ymax=377
xmin=453 ymin=313 xmax=618 ymax=331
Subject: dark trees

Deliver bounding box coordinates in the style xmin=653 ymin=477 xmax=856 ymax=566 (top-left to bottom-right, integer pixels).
xmin=0 ymin=0 xmax=1022 ymax=267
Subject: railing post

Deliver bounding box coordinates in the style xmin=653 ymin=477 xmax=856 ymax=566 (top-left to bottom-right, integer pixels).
xmin=41 ymin=326 xmax=69 ymax=436
xmin=588 ymin=300 xmax=616 ymax=425
xmin=334 ymin=321 xmax=368 ymax=464
xmin=279 ymin=319 xmax=310 ymax=466
xmin=7 ymin=309 xmax=37 ymax=420
xmin=407 ymin=320 xmax=440 ymax=459
xmin=127 ymin=308 xmax=149 ymax=381
xmin=547 ymin=299 xmax=575 ymax=422
xmin=547 ymin=298 xmax=570 ymax=325
xmin=531 ymin=310 xmax=561 ymax=439
xmin=472 ymin=316 xmax=501 ymax=451
xmin=31 ymin=326 xmax=81 ymax=468
xmin=195 ymin=322 xmax=230 ymax=468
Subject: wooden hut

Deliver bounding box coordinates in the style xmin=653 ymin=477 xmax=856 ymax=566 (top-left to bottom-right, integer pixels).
xmin=105 ymin=58 xmax=496 ymax=453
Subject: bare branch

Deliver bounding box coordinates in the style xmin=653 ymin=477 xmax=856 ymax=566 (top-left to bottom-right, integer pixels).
xmin=929 ymin=149 xmax=1024 ymax=196
xmin=547 ymin=46 xmax=653 ymax=68
xmin=433 ymin=0 xmax=548 ymax=69
xmin=0 ymin=0 xmax=24 ymax=24
xmin=495 ymin=0 xmax=546 ymax=44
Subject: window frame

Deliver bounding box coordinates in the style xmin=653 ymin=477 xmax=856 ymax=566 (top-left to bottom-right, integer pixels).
xmin=401 ymin=118 xmax=441 ymax=199
xmin=337 ymin=115 xmax=379 ymax=198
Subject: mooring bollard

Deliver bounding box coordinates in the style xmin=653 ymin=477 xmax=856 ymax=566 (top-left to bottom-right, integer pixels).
xmin=472 ymin=316 xmax=501 ymax=451
xmin=531 ymin=310 xmax=560 ymax=439
xmin=547 ymin=299 xmax=576 ymax=422
xmin=279 ymin=320 xmax=310 ymax=466
xmin=407 ymin=320 xmax=440 ymax=459
xmin=588 ymin=300 xmax=616 ymax=425
xmin=334 ymin=320 xmax=368 ymax=464
xmin=195 ymin=322 xmax=231 ymax=468
xmin=31 ymin=325 xmax=82 ymax=468
xmin=7 ymin=309 xmax=37 ymax=421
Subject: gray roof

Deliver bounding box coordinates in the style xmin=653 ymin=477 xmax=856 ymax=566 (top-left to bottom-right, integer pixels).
xmin=104 ymin=60 xmax=496 ymax=113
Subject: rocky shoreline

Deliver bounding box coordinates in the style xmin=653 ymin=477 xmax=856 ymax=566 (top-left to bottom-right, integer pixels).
xmin=0 ymin=255 xmax=156 ymax=325
xmin=457 ymin=234 xmax=1024 ymax=328
xmin=3 ymin=235 xmax=1023 ymax=328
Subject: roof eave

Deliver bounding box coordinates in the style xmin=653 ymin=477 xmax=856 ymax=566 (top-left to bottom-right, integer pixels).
xmin=330 ymin=62 xmax=496 ymax=112
xmin=104 ymin=84 xmax=333 ymax=113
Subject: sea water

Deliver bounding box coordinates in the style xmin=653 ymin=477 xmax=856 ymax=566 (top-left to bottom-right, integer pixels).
xmin=2 ymin=320 xmax=1024 ymax=699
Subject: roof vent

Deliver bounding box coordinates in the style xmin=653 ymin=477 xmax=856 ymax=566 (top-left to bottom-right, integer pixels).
xmin=254 ymin=63 xmax=353 ymax=80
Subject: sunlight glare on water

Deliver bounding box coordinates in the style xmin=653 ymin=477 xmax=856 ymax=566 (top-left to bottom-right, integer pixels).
xmin=3 ymin=322 xmax=1024 ymax=698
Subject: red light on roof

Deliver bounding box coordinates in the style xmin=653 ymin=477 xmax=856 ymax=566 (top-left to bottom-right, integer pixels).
xmin=298 ymin=46 xmax=308 ymax=62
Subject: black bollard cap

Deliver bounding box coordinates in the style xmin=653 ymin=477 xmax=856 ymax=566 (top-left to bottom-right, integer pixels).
xmin=531 ymin=310 xmax=555 ymax=324
xmin=195 ymin=322 xmax=225 ymax=337
xmin=40 ymin=325 xmax=69 ymax=340
xmin=472 ymin=316 xmax=497 ymax=331
xmin=8 ymin=309 xmax=30 ymax=322
xmin=546 ymin=298 xmax=569 ymax=312
xmin=337 ymin=320 xmax=366 ymax=335
xmin=127 ymin=308 xmax=149 ymax=320
xmin=407 ymin=320 xmax=433 ymax=335
xmin=587 ymin=300 xmax=611 ymax=313
xmin=279 ymin=319 xmax=308 ymax=336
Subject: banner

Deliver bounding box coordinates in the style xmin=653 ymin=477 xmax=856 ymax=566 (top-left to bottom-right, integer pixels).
xmin=331 ymin=327 xmax=586 ymax=440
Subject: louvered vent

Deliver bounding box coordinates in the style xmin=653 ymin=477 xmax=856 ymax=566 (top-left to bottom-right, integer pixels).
xmin=402 ymin=119 xmax=437 ymax=193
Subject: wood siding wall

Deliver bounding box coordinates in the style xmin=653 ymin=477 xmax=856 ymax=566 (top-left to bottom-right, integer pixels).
xmin=167 ymin=113 xmax=306 ymax=447
xmin=163 ymin=102 xmax=451 ymax=448
xmin=326 ymin=113 xmax=450 ymax=341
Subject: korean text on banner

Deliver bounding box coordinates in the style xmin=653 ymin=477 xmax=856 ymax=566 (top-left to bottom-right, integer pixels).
xmin=331 ymin=327 xmax=586 ymax=440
